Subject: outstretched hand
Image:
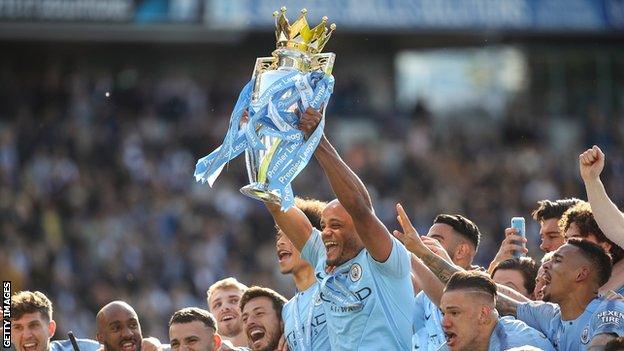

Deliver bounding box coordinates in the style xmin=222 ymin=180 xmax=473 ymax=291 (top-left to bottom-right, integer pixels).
xmin=393 ymin=203 xmax=425 ymax=255
xmin=298 ymin=107 xmax=323 ymax=139
xmin=579 ymin=145 xmax=605 ymax=182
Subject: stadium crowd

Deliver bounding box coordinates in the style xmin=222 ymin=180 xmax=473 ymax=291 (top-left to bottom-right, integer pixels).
xmin=4 ymin=58 xmax=624 ymax=351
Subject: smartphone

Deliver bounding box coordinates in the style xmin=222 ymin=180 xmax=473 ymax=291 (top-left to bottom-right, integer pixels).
xmin=511 ymin=217 xmax=526 ymax=258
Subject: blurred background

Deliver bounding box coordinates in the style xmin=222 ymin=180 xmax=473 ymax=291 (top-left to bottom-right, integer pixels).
xmin=2 ymin=0 xmax=624 ymax=342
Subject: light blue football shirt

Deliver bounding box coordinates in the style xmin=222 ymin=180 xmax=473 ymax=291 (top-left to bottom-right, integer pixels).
xmin=282 ymin=282 xmax=330 ymax=351
xmin=517 ymin=297 xmax=624 ymax=350
xmin=50 ymin=339 xmax=100 ymax=351
xmin=412 ymin=291 xmax=445 ymax=350
xmin=301 ymin=228 xmax=414 ymax=350
xmin=488 ymin=316 xmax=555 ymax=351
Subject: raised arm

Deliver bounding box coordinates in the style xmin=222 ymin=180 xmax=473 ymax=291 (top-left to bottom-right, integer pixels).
xmin=393 ymin=203 xmax=529 ymax=311
xmin=300 ymin=108 xmax=393 ymax=262
xmin=580 ymin=145 xmax=624 ymax=248
xmin=266 ymin=202 xmax=313 ymax=251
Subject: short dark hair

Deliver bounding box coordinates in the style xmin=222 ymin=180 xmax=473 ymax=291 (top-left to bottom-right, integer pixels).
xmin=605 ymin=336 xmax=624 ymax=351
xmin=531 ymin=198 xmax=581 ymax=221
xmin=240 ymin=286 xmax=287 ymax=318
xmin=567 ymin=238 xmax=613 ymax=287
xmin=444 ymin=271 xmax=497 ymax=298
xmin=434 ymin=214 xmax=481 ymax=249
xmin=11 ymin=291 xmax=53 ymax=322
xmin=275 ymin=197 xmax=327 ymax=235
xmin=491 ymin=257 xmax=538 ymax=295
xmin=168 ymin=307 xmax=217 ymax=330
xmin=559 ymin=202 xmax=624 ymax=264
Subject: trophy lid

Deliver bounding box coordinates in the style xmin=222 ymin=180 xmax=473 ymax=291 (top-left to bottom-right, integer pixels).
xmin=273 ymin=7 xmax=336 ymax=55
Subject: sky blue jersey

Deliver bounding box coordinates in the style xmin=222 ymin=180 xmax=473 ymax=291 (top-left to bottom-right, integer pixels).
xmin=301 ymin=228 xmax=414 ymax=350
xmin=282 ymin=282 xmax=330 ymax=351
xmin=517 ymin=297 xmax=624 ymax=350
xmin=488 ymin=316 xmax=555 ymax=351
xmin=50 ymin=339 xmax=100 ymax=351
xmin=412 ymin=291 xmax=445 ymax=350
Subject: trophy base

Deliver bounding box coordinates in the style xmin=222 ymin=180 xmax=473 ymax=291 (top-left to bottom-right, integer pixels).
xmin=240 ymin=183 xmax=282 ymax=204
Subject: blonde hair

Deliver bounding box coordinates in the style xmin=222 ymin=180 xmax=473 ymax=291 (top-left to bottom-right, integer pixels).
xmin=206 ymin=277 xmax=248 ymax=305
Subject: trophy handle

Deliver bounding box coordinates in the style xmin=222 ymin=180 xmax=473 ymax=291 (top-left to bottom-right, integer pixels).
xmin=311 ymin=52 xmax=335 ymax=75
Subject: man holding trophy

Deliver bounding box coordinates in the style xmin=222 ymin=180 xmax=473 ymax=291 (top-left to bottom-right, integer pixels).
xmin=195 ymin=7 xmax=414 ymax=350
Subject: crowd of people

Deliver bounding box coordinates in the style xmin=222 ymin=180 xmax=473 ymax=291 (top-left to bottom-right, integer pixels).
xmin=4 ymin=55 xmax=624 ymax=351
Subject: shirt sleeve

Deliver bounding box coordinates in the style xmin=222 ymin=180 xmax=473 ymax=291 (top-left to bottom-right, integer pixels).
xmin=516 ymin=301 xmax=559 ymax=338
xmin=590 ymin=300 xmax=624 ymax=338
xmin=368 ymin=236 xmax=411 ymax=278
xmin=301 ymin=228 xmax=325 ymax=268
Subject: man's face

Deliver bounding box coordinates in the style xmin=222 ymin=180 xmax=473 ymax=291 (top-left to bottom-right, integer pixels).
xmin=440 ymin=291 xmax=486 ymax=351
xmin=241 ymin=297 xmax=282 ymax=351
xmin=275 ymin=232 xmax=307 ymax=275
xmin=492 ymin=269 xmax=530 ymax=298
xmin=539 ymin=218 xmax=565 ymax=253
xmin=541 ymin=244 xmax=584 ymax=303
xmin=208 ymin=288 xmax=243 ymax=338
xmin=169 ymin=321 xmax=219 ymax=351
xmin=564 ymin=224 xmax=611 ymax=252
xmin=534 ymin=264 xmax=548 ymax=300
xmin=11 ymin=312 xmax=55 ymax=351
xmin=97 ymin=305 xmax=142 ymax=351
xmin=320 ymin=201 xmax=364 ymax=267
xmin=427 ymin=223 xmax=461 ymax=260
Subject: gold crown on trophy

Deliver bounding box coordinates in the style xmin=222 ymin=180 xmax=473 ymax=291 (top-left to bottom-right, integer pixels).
xmin=273 ymin=7 xmax=336 ymax=55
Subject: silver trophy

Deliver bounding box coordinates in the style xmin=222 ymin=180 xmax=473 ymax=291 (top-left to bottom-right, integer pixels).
xmin=239 ymin=7 xmax=336 ymax=204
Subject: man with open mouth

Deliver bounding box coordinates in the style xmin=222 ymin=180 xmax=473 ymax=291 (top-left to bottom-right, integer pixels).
xmin=206 ymin=278 xmax=249 ymax=349
xmin=265 ymin=108 xmax=414 ymax=350
xmin=439 ymin=271 xmax=554 ymax=351
xmin=96 ymin=301 xmax=148 ymax=351
xmin=11 ymin=291 xmax=100 ymax=351
xmin=275 ymin=197 xmax=329 ymax=351
xmin=240 ymin=287 xmax=287 ymax=351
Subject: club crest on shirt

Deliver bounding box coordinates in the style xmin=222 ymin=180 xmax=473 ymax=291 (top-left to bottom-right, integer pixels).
xmin=350 ymin=263 xmax=362 ymax=282
xmin=581 ymin=325 xmax=590 ymax=344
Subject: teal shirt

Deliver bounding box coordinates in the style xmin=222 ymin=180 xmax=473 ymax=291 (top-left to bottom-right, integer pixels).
xmin=301 ymin=228 xmax=414 ymax=350
xmin=518 ymin=298 xmax=624 ymax=350
xmin=282 ymin=283 xmax=330 ymax=350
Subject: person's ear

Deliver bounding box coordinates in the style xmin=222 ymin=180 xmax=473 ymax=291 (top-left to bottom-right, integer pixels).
xmin=213 ymin=333 xmax=221 ymax=349
xmin=48 ymin=319 xmax=57 ymax=337
xmin=576 ymin=267 xmax=590 ymax=282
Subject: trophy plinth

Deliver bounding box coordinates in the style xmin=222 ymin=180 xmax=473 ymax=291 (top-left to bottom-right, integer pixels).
xmin=240 ymin=183 xmax=282 ymax=203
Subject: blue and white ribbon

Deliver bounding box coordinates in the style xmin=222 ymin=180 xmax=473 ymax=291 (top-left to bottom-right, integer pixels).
xmin=194 ymin=69 xmax=334 ymax=210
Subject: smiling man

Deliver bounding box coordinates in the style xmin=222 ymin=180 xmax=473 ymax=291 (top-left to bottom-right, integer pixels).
xmin=239 ymin=287 xmax=287 ymax=351
xmin=206 ymin=278 xmax=249 ymax=348
xmin=11 ymin=291 xmax=100 ymax=351
xmin=266 ymin=108 xmax=414 ymax=350
xmin=96 ymin=301 xmax=143 ymax=351
xmin=275 ymin=197 xmax=329 ymax=351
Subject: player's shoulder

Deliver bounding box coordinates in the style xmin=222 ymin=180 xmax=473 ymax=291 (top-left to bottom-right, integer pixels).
xmin=50 ymin=339 xmax=101 ymax=351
